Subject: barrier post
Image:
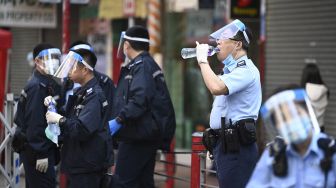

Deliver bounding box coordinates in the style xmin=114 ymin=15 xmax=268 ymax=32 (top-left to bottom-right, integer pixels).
xmin=165 ymin=139 xmax=175 ymax=188
xmin=190 ymin=132 xmax=206 ymax=188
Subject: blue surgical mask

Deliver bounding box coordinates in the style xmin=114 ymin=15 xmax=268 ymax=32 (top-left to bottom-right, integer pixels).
xmin=221 ymin=44 xmax=238 ymax=67
xmin=222 ymin=54 xmax=235 ymax=67
xmin=284 ymin=116 xmax=311 ymax=144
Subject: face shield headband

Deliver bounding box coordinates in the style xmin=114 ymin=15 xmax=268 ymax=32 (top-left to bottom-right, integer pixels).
xmin=35 ymin=48 xmax=61 ymax=75
xmin=260 ymin=89 xmax=320 ymax=145
xmin=209 ymin=19 xmax=250 ymax=44
xmin=54 ymin=51 xmax=94 ymax=78
xmin=70 ymin=44 xmax=94 ymax=52
xmin=117 ymin=31 xmax=150 ymax=59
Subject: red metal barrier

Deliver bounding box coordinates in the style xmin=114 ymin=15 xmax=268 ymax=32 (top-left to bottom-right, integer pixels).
xmin=190 ymin=132 xmax=206 ymax=188
xmin=165 ymin=139 xmax=176 ymax=188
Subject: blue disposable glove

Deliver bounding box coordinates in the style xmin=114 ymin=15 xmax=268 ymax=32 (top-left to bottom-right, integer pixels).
xmin=108 ymin=119 xmax=122 ymax=136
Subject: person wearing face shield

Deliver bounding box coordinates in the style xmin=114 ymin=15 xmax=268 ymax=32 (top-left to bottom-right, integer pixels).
xmin=109 ymin=25 xmax=176 ymax=188
xmin=13 ymin=43 xmax=62 ymax=188
xmin=44 ymin=48 xmax=111 ymax=188
xmin=196 ymin=19 xmax=261 ymax=188
xmin=247 ymin=86 xmax=336 ymax=188
xmin=62 ymin=41 xmax=115 ymax=112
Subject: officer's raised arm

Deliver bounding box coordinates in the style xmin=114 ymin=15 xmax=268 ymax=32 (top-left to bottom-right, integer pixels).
xmin=196 ymin=41 xmax=228 ymax=95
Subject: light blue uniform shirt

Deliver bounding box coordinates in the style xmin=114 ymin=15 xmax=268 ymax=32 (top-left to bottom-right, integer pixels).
xmin=219 ymin=55 xmax=262 ymax=124
xmin=209 ymin=95 xmax=227 ymax=129
xmin=247 ymin=133 xmax=336 ymax=188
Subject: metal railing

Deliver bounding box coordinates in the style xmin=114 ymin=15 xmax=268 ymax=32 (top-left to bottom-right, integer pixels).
xmin=0 ymin=93 xmax=20 ymax=188
xmin=154 ymin=132 xmax=219 ymax=188
xmin=0 ymin=95 xmax=220 ymax=188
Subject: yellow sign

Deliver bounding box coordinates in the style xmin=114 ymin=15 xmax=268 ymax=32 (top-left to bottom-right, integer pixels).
xmin=99 ymin=0 xmax=147 ymax=19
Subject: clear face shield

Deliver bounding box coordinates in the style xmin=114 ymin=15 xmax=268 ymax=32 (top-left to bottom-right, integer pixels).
xmin=54 ymin=51 xmax=94 ymax=78
xmin=35 ymin=48 xmax=61 ymax=75
xmin=117 ymin=31 xmax=126 ymax=60
xmin=209 ymin=19 xmax=250 ymax=44
xmin=260 ymin=89 xmax=320 ymax=145
xmin=116 ymin=31 xmax=150 ymax=61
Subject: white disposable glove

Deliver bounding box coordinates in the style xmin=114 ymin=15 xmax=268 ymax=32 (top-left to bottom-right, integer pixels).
xmin=36 ymin=158 xmax=48 ymax=173
xmin=44 ymin=96 xmax=56 ymax=107
xmin=196 ymin=41 xmax=209 ymax=64
xmin=46 ymin=111 xmax=63 ymax=124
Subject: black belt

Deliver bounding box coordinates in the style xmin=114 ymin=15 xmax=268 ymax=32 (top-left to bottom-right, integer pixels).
xmin=213 ymin=118 xmax=255 ymax=131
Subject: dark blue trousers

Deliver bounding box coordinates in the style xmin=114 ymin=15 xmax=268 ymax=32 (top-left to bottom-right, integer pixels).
xmin=68 ymin=172 xmax=103 ymax=188
xmin=113 ymin=141 xmax=157 ymax=188
xmin=213 ymin=140 xmax=258 ymax=188
xmin=20 ymin=148 xmax=56 ymax=188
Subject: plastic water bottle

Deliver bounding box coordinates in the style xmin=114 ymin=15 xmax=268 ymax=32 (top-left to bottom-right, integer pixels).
xmin=181 ymin=46 xmax=219 ymax=59
xmin=45 ymin=102 xmax=60 ymax=145
xmin=48 ymin=103 xmax=58 ymax=125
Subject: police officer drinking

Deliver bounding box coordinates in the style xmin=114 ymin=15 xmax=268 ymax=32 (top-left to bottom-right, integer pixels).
xmin=13 ymin=43 xmax=62 ymax=188
xmin=45 ymin=49 xmax=110 ymax=188
xmin=196 ymin=19 xmax=261 ymax=188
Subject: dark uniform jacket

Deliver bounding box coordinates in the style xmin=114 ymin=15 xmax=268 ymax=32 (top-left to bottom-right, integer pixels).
xmin=113 ymin=52 xmax=161 ymax=142
xmin=59 ymin=77 xmax=110 ymax=174
xmin=14 ymin=70 xmax=61 ymax=158
xmin=94 ymin=70 xmax=115 ymax=120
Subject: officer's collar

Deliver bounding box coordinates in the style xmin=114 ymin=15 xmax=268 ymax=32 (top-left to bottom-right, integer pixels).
xmin=126 ymin=51 xmax=149 ymax=69
xmin=76 ymin=77 xmax=98 ymax=95
xmin=225 ymin=55 xmax=248 ymax=73
xmin=33 ymin=70 xmax=54 ymax=86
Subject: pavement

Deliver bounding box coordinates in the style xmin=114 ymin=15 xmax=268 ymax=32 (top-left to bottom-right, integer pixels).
xmin=154 ymin=150 xmax=219 ymax=188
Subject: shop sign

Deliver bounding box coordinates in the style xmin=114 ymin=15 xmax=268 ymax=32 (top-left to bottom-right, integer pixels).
xmin=0 ymin=0 xmax=57 ymax=28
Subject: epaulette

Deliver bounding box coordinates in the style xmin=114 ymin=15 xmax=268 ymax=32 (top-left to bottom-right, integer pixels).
xmin=152 ymin=70 xmax=165 ymax=82
xmin=101 ymin=75 xmax=109 ymax=84
xmin=128 ymin=60 xmax=143 ymax=69
xmin=237 ymin=60 xmax=246 ymax=67
xmin=39 ymin=82 xmax=47 ymax=88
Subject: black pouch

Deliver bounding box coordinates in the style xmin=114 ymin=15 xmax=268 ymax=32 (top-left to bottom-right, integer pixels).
xmin=202 ymin=128 xmax=217 ymax=159
xmin=224 ymin=127 xmax=240 ymax=153
xmin=238 ymin=120 xmax=256 ymax=145
xmin=12 ymin=128 xmax=27 ymax=153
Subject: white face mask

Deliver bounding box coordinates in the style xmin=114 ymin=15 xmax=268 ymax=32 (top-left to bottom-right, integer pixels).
xmin=123 ymin=47 xmax=131 ymax=65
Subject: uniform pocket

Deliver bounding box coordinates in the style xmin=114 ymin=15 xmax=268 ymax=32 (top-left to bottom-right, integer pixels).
xmin=270 ymin=176 xmax=296 ymax=188
xmin=304 ymin=171 xmax=335 ymax=188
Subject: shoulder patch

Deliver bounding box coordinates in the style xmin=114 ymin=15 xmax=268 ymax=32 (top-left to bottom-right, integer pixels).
xmin=86 ymin=88 xmax=93 ymax=95
xmin=102 ymin=100 xmax=108 ymax=107
xmin=21 ymin=90 xmax=27 ymax=98
xmin=237 ymin=60 xmax=246 ymax=67
xmin=152 ymin=70 xmax=163 ymax=78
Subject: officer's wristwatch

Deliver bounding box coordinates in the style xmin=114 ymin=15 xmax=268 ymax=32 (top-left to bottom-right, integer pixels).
xmin=59 ymin=117 xmax=66 ymax=126
xmin=115 ymin=116 xmax=123 ymax=124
